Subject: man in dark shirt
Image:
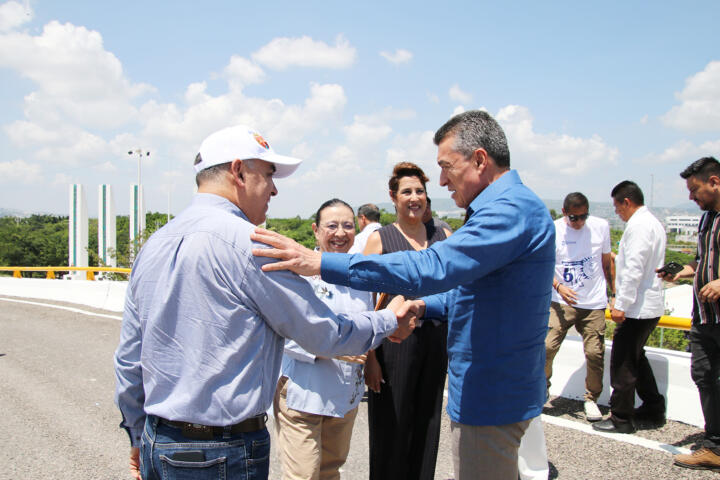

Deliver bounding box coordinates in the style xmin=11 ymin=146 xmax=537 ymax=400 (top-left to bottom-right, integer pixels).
xmin=661 ymin=156 xmax=720 ymax=471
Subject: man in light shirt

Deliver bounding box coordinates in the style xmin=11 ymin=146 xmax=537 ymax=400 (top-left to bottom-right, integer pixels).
xmin=593 ymin=181 xmax=666 ymax=434
xmin=113 ymin=125 xmax=415 ymax=480
xmin=349 ymin=203 xmax=381 ymax=254
xmin=546 ymin=192 xmax=613 ymax=422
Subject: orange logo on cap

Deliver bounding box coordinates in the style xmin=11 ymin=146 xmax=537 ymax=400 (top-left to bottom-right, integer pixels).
xmin=253 ymin=133 xmax=270 ymax=149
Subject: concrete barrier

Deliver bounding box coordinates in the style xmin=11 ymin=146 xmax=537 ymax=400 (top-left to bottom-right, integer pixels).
xmin=549 ymin=332 xmax=701 ymax=427
xmin=0 ymin=277 xmax=127 ymax=312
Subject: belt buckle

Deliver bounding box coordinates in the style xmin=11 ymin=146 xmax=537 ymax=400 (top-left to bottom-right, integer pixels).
xmin=181 ymin=423 xmax=213 ymax=440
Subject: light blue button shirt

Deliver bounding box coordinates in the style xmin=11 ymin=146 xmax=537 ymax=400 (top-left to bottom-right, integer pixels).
xmin=114 ymin=194 xmax=397 ymax=446
xmin=282 ymin=276 xmax=373 ymax=417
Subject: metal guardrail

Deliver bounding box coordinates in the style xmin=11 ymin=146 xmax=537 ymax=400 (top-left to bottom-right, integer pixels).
xmin=0 ymin=266 xmax=131 ymax=281
xmin=604 ymin=309 xmax=691 ymax=331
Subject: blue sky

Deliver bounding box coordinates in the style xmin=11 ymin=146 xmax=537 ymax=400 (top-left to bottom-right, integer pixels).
xmin=1 ymin=0 xmax=719 ymax=218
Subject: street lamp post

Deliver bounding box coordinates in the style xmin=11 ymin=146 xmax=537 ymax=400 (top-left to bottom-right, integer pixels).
xmin=128 ymin=149 xmax=150 ymax=190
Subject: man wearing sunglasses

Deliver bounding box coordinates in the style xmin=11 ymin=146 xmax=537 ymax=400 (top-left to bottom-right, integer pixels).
xmin=545 ymin=192 xmax=613 ymax=422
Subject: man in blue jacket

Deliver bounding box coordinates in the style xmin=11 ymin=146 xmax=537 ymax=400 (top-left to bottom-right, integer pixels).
xmin=253 ymin=110 xmax=556 ymax=479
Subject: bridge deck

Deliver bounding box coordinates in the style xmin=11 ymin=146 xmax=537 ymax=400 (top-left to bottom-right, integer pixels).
xmin=0 ymin=294 xmax=714 ymax=479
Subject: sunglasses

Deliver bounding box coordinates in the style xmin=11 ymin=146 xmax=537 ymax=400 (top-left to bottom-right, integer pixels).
xmin=567 ymin=213 xmax=589 ymax=222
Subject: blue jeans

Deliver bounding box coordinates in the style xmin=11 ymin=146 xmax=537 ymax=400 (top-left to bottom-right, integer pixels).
xmin=140 ymin=416 xmax=270 ymax=480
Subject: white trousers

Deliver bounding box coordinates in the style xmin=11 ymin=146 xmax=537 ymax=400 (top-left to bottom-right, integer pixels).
xmin=518 ymin=416 xmax=549 ymax=480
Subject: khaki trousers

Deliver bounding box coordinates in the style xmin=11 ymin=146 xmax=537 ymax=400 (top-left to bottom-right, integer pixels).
xmin=273 ymin=376 xmax=358 ymax=480
xmin=451 ymin=419 xmax=531 ymax=480
xmin=544 ymin=302 xmax=606 ymax=401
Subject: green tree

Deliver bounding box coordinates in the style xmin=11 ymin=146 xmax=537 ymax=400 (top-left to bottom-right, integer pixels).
xmin=605 ymin=321 xmax=689 ymax=352
xmin=266 ymin=216 xmax=316 ymax=249
xmin=442 ymin=216 xmax=464 ymax=231
xmin=111 ymin=212 xmax=174 ymax=268
xmin=379 ymin=209 xmax=396 ymax=226
xmin=0 ymin=215 xmax=68 ymax=276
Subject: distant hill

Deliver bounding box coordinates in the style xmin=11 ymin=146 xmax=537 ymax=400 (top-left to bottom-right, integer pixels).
xmin=379 ymin=197 xmax=701 ymax=227
xmin=0 ymin=208 xmax=34 ymax=218
xmin=377 ymin=197 xmax=466 ymax=218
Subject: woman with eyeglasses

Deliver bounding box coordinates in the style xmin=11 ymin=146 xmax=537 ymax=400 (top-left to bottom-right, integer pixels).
xmin=273 ymin=198 xmax=372 ymax=480
xmin=363 ymin=162 xmax=451 ymax=480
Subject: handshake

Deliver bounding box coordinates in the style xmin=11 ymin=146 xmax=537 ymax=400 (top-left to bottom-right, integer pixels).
xmin=385 ymin=296 xmax=425 ymax=343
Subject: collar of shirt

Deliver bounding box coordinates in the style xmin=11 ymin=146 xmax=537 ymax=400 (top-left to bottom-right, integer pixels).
xmin=465 ymin=169 xmax=520 ymax=218
xmin=193 ymin=192 xmax=250 ymax=222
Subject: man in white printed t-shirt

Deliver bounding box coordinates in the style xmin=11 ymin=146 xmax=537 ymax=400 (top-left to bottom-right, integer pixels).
xmin=545 ymin=192 xmax=614 ymax=422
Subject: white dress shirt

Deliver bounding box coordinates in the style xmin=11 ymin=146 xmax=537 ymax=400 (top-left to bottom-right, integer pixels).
xmin=349 ymin=222 xmax=381 ymax=254
xmin=614 ymin=206 xmax=666 ymax=318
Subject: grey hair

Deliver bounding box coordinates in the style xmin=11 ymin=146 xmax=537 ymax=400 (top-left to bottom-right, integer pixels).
xmin=194 ymin=158 xmax=257 ymax=187
xmin=357 ymin=203 xmax=380 ymax=222
xmin=433 ymin=110 xmax=510 ymax=167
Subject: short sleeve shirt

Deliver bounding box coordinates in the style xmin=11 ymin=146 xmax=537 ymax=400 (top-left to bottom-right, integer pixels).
xmin=553 ymin=215 xmax=611 ymax=309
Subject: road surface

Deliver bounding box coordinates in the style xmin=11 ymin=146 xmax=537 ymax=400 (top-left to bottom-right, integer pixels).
xmin=0 ymin=296 xmax=714 ymax=479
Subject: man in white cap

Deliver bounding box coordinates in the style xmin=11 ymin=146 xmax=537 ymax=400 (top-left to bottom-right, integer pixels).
xmin=114 ymin=125 xmax=415 ymax=480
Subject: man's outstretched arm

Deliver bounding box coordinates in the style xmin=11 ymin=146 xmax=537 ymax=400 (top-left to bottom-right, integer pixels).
xmin=252 ymin=227 xmax=322 ymax=276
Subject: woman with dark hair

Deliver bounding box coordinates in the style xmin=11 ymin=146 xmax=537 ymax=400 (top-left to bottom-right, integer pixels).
xmin=274 ymin=198 xmax=372 ymax=480
xmin=363 ymin=162 xmax=451 ymax=480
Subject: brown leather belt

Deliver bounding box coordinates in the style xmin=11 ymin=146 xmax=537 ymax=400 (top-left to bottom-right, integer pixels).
xmin=158 ymin=414 xmax=267 ymax=440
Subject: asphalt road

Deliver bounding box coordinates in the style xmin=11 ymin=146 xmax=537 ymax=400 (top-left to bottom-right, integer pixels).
xmin=0 ymin=296 xmax=716 ymax=480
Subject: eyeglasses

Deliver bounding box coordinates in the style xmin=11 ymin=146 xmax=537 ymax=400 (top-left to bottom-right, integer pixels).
xmin=567 ymin=213 xmax=589 ymax=222
xmin=321 ymin=222 xmax=355 ymax=233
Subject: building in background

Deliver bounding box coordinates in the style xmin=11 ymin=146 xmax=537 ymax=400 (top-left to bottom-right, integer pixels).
xmin=666 ymin=215 xmax=700 ymax=243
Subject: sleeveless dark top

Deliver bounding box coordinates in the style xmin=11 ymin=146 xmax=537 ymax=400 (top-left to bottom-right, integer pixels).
xmin=376 ymin=221 xmax=447 ymax=308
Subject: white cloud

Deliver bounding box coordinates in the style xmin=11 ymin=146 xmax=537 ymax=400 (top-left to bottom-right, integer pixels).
xmin=640 ymin=114 xmax=649 ymax=125
xmin=0 ymin=0 xmax=31 ymax=32
xmin=452 ymin=105 xmax=465 ymax=116
xmin=297 ymin=146 xmax=364 ymax=184
xmin=379 ymin=48 xmax=413 ymax=64
xmin=385 ymin=130 xmax=440 ymax=188
xmin=345 ymin=118 xmax=392 ymax=146
xmin=223 ymin=56 xmax=265 ymax=91
xmin=252 ymin=35 xmax=356 ymax=70
xmin=427 ymin=92 xmax=440 ymax=104
xmin=4 ymin=120 xmax=63 ymax=146
xmin=134 ymin=80 xmax=348 ymax=177
xmin=6 ymin=121 xmax=110 ymax=166
xmin=34 ymin=129 xmax=109 ymax=165
xmin=343 ymin=109 xmax=413 ymax=146
xmin=184 ymin=82 xmax=210 ymax=105
xmin=93 ymin=161 xmax=118 ymax=173
xmin=290 ymin=142 xmax=313 ymax=160
xmin=637 ymin=139 xmax=720 ymax=165
xmin=52 ymin=173 xmax=72 ymax=186
xmin=0 ymin=20 xmax=154 ymax=130
xmin=497 ymin=105 xmax=619 ymax=177
xmin=0 ymin=159 xmax=42 ymax=184
xmin=449 ymin=84 xmax=472 ymax=103
xmin=662 ymin=61 xmax=720 ymax=132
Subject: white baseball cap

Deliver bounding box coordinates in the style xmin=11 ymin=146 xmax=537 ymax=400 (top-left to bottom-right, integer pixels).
xmin=194 ymin=125 xmax=303 ymax=178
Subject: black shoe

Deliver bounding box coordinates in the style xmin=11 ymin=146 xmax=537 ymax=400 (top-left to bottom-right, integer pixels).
xmin=592 ymin=416 xmax=636 ymax=434
xmin=633 ymin=404 xmax=666 ymax=423
xmin=634 ymin=400 xmax=666 ymax=423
